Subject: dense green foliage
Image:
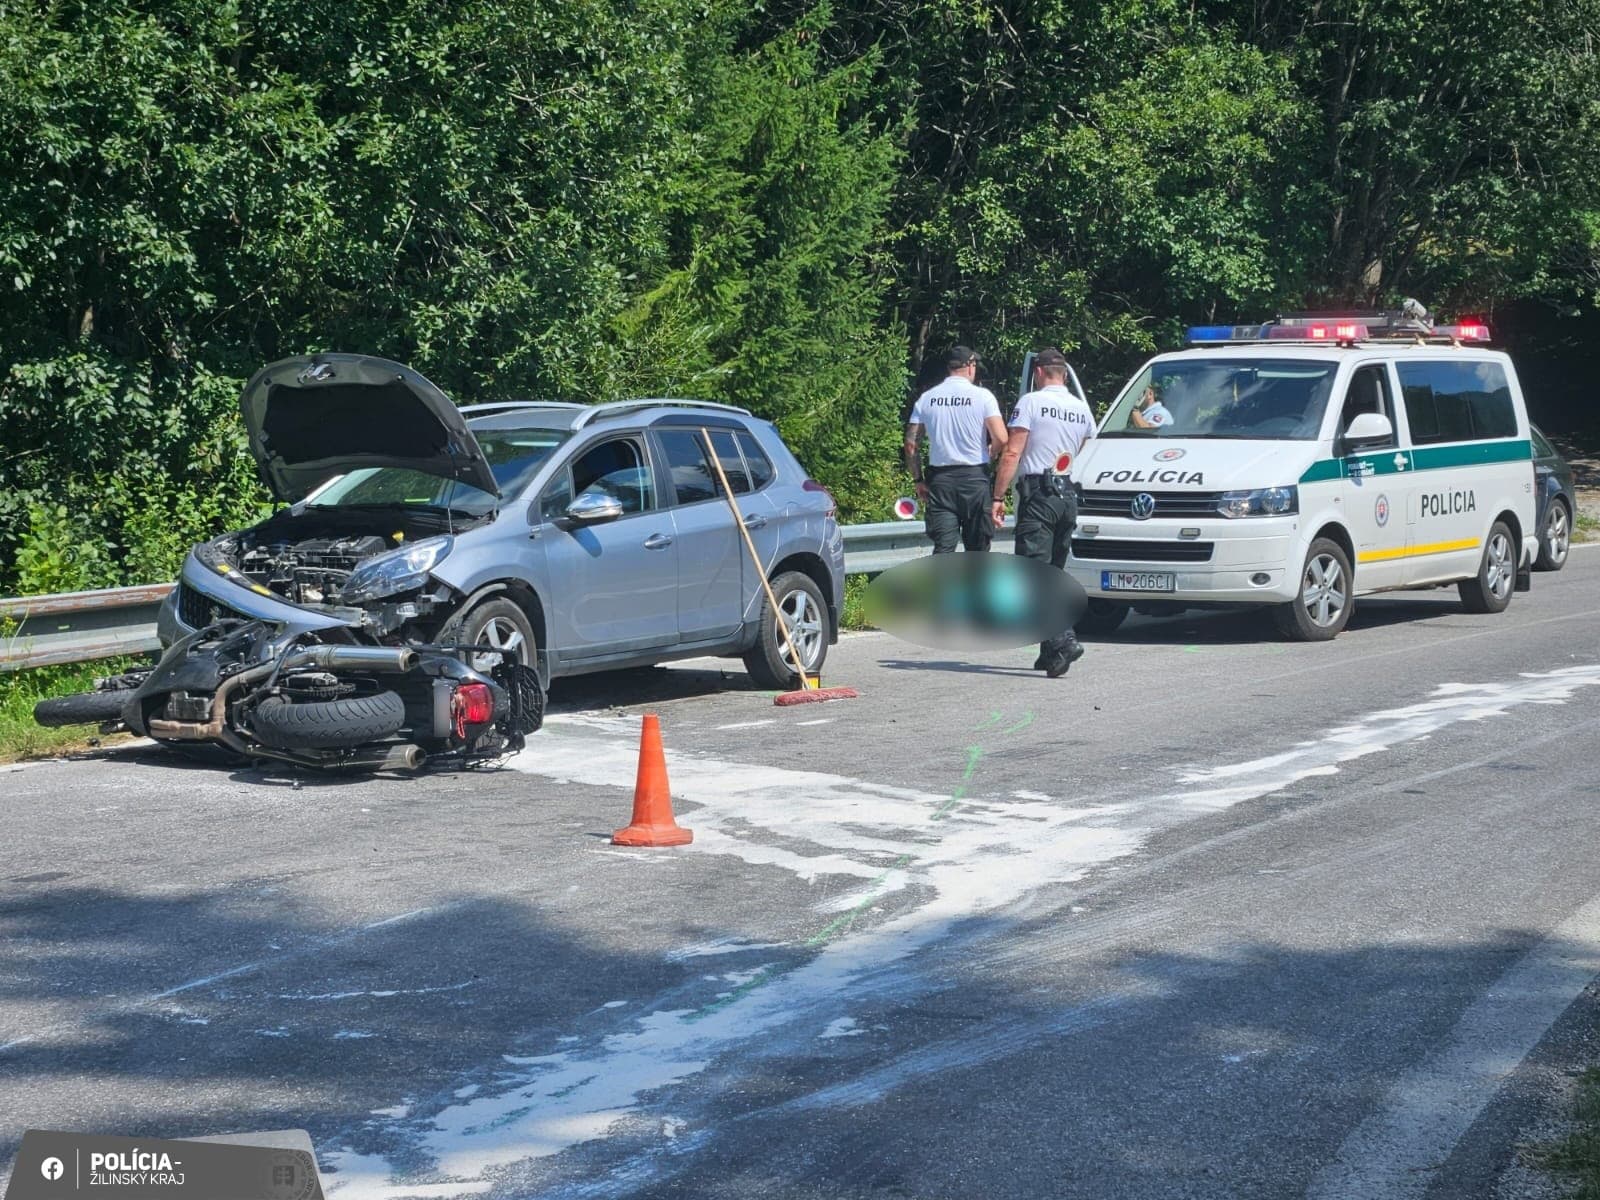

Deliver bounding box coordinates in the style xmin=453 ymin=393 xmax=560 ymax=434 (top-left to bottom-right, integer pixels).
xmin=1 ymin=0 xmax=1596 ymax=593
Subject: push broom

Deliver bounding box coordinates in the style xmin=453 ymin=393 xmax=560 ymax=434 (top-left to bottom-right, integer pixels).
xmin=700 ymin=428 xmax=859 ymax=707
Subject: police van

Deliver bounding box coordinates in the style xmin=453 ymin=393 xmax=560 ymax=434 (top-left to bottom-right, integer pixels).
xmin=1067 ymin=312 xmax=1539 ymax=640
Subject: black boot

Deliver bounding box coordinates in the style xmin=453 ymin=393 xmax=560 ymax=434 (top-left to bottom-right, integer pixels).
xmin=1043 ymin=632 xmax=1085 ymax=678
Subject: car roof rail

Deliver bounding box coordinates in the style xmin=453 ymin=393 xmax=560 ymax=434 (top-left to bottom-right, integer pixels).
xmin=459 ymin=401 xmax=585 ymax=418
xmin=571 ymin=398 xmax=754 ymax=429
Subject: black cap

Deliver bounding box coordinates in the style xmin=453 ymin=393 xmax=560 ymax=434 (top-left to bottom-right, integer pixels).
xmin=947 ymin=344 xmax=981 ymax=368
xmin=1033 ymin=347 xmax=1068 ymax=369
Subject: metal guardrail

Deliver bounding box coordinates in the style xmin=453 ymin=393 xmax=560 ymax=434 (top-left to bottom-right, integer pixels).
xmin=2 ymin=584 xmax=173 ymax=671
xmin=0 ymin=521 xmax=1014 ymax=672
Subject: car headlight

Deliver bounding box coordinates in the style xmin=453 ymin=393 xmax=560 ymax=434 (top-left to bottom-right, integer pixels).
xmin=340 ymin=536 xmax=453 ymax=604
xmin=1218 ymin=486 xmax=1298 ymax=518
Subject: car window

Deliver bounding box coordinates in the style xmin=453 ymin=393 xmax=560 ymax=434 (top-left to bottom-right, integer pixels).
xmin=707 ymin=429 xmax=750 ymax=494
xmin=1338 ymin=364 xmax=1396 ymax=448
xmin=1397 ymin=361 xmax=1517 ymax=444
xmin=737 ymin=432 xmax=775 ymax=489
xmin=656 ymin=430 xmax=720 ymax=504
xmin=1530 ymin=427 xmax=1554 ymax=458
xmin=1099 ymin=359 xmax=1337 ymax=440
xmin=538 ymin=468 xmax=573 ymax=522
xmin=569 ymin=437 xmax=654 ymax=515
xmin=310 ymin=426 xmax=570 ymax=514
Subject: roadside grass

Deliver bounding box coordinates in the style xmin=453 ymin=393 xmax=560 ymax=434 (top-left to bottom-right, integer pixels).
xmin=1528 ymin=1066 xmax=1600 ymax=1198
xmin=841 ymin=574 xmax=875 ymax=631
xmin=0 ymin=657 xmax=149 ymax=762
xmin=1576 ymin=510 xmax=1600 ymax=542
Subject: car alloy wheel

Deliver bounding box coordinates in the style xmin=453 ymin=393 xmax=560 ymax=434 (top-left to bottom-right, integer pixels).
xmin=472 ymin=614 xmax=527 ymax=671
xmin=1483 ymin=529 xmax=1514 ymax=600
xmin=1543 ymin=503 xmax=1570 ymax=568
xmin=1301 ymin=551 xmax=1347 ymax=628
xmin=780 ymin=588 xmax=825 ymax=670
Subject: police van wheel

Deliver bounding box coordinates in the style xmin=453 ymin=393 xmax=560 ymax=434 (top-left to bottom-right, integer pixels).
xmin=744 ymin=572 xmax=828 ymax=689
xmin=1273 ymin=538 xmax=1353 ymax=642
xmin=1458 ymin=521 xmax=1516 ymax=613
xmin=1076 ymin=600 xmax=1129 ymax=637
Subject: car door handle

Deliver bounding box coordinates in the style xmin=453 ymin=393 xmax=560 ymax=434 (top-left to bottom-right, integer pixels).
xmin=643 ymin=533 xmax=674 ymax=550
xmin=742 ymin=513 xmax=768 ymax=530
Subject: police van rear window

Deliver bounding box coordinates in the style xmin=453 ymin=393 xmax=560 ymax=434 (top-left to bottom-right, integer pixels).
xmin=1397 ymin=361 xmax=1516 ymax=444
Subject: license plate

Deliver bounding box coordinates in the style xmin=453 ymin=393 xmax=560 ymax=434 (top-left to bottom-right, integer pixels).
xmin=1102 ymin=570 xmax=1176 ymax=592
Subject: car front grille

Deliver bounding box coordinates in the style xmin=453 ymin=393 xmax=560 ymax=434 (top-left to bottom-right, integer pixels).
xmin=1071 ymin=539 xmax=1215 ymax=563
xmin=176 ymin=582 xmax=251 ymax=628
xmin=1076 ymin=490 xmax=1224 ymax=518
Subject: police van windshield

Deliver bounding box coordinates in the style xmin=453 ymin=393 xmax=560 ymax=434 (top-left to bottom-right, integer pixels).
xmin=1101 ymin=358 xmax=1339 ymax=440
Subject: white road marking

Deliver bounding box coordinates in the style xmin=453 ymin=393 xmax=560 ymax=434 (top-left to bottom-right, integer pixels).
xmin=324 ymin=664 xmax=1600 ymax=1197
xmin=1171 ymin=664 xmax=1600 ymax=809
xmin=1308 ymin=890 xmax=1600 ymax=1200
xmin=714 ymin=720 xmax=776 ymax=730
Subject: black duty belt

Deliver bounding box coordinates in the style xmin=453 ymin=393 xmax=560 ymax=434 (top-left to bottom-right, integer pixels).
xmin=1023 ymin=472 xmax=1075 ymax=494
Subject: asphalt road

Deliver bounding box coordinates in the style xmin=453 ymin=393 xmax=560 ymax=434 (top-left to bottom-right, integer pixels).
xmin=4 ymin=549 xmax=1600 ymax=1199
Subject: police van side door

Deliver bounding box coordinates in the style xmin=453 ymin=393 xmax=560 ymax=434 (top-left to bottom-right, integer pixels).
xmin=1392 ymin=357 xmax=1525 ymax=587
xmin=1335 ymin=360 xmax=1411 ymax=592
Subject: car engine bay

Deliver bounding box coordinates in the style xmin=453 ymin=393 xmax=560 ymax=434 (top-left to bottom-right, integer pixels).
xmin=206 ymin=509 xmax=474 ymax=608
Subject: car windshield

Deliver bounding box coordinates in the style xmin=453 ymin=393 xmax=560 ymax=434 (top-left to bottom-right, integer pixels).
xmin=309 ymin=426 xmax=571 ymax=515
xmin=1101 ymin=358 xmax=1339 ymax=441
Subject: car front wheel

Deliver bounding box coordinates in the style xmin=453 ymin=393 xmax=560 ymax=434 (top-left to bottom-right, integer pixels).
xmin=455 ymin=598 xmax=537 ymax=671
xmin=1536 ymin=500 xmax=1570 ymax=571
xmin=743 ymin=571 xmax=828 ymax=689
xmin=1273 ymin=538 xmax=1353 ymax=641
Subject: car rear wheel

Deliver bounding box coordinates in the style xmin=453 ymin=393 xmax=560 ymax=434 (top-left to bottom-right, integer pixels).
xmin=1458 ymin=521 xmax=1516 ymax=613
xmin=1273 ymin=538 xmax=1353 ymax=641
xmin=1536 ymin=500 xmax=1570 ymax=571
xmin=743 ymin=571 xmax=828 ymax=689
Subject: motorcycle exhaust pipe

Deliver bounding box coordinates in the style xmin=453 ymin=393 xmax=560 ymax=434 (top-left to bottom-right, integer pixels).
xmin=333 ymin=743 xmax=426 ymax=771
xmin=284 ymin=645 xmax=421 ymax=674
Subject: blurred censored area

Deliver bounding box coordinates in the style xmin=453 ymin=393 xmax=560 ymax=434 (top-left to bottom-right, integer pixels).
xmin=864 ymin=554 xmax=1087 ymax=651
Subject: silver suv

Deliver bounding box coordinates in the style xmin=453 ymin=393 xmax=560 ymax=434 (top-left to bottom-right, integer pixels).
xmin=158 ymin=353 xmax=845 ymax=689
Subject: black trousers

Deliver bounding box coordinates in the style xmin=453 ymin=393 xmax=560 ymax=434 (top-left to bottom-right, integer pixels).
xmin=1014 ymin=474 xmax=1078 ymax=652
xmin=925 ymin=465 xmax=993 ymax=554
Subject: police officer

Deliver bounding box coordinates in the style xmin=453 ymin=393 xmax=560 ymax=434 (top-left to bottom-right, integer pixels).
xmin=991 ymin=347 xmax=1096 ymax=677
xmin=904 ymin=345 xmax=1009 ymax=554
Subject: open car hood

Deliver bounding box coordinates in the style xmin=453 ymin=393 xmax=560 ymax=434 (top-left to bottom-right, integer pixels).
xmin=240 ymin=354 xmax=499 ymax=503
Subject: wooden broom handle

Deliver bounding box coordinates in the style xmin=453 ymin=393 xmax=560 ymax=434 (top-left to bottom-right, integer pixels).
xmin=700 ymin=428 xmax=814 ymax=689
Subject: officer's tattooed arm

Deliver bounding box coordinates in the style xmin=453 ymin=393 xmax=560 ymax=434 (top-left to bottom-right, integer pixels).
xmin=992 ymin=427 xmax=1029 ymax=527
xmin=904 ymin=423 xmax=928 ymax=499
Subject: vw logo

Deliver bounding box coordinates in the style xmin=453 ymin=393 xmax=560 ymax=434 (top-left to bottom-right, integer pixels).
xmin=1153 ymin=448 xmax=1186 ymax=462
xmin=1130 ymin=493 xmax=1156 ymax=520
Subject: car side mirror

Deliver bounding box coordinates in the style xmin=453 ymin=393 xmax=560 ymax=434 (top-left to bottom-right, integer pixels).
xmin=1342 ymin=412 xmax=1393 ymax=452
xmin=565 ymin=490 xmax=625 ymax=524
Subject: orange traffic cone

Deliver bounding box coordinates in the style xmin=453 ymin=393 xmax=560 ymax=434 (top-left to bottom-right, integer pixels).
xmin=611 ymin=714 xmax=693 ymax=847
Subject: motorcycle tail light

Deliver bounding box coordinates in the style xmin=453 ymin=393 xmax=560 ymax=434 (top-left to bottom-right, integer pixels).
xmin=451 ymin=682 xmax=495 ymax=737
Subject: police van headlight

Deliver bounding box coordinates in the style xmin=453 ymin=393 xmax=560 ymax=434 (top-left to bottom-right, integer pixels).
xmin=1218 ymin=486 xmax=1298 ymax=518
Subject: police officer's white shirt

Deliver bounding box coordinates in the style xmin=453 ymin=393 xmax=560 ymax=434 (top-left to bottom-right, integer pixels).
xmin=1010 ymin=383 xmax=1095 ymax=476
xmin=1141 ymin=401 xmax=1172 ymax=427
xmin=910 ymin=376 xmax=1002 ymax=466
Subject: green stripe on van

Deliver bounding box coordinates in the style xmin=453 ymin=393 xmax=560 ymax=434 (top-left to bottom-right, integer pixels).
xmin=1298 ymin=438 xmax=1530 ymax=484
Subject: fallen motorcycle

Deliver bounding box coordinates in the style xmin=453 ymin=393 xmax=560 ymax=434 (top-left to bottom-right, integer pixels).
xmin=35 ymin=617 xmax=543 ymax=770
